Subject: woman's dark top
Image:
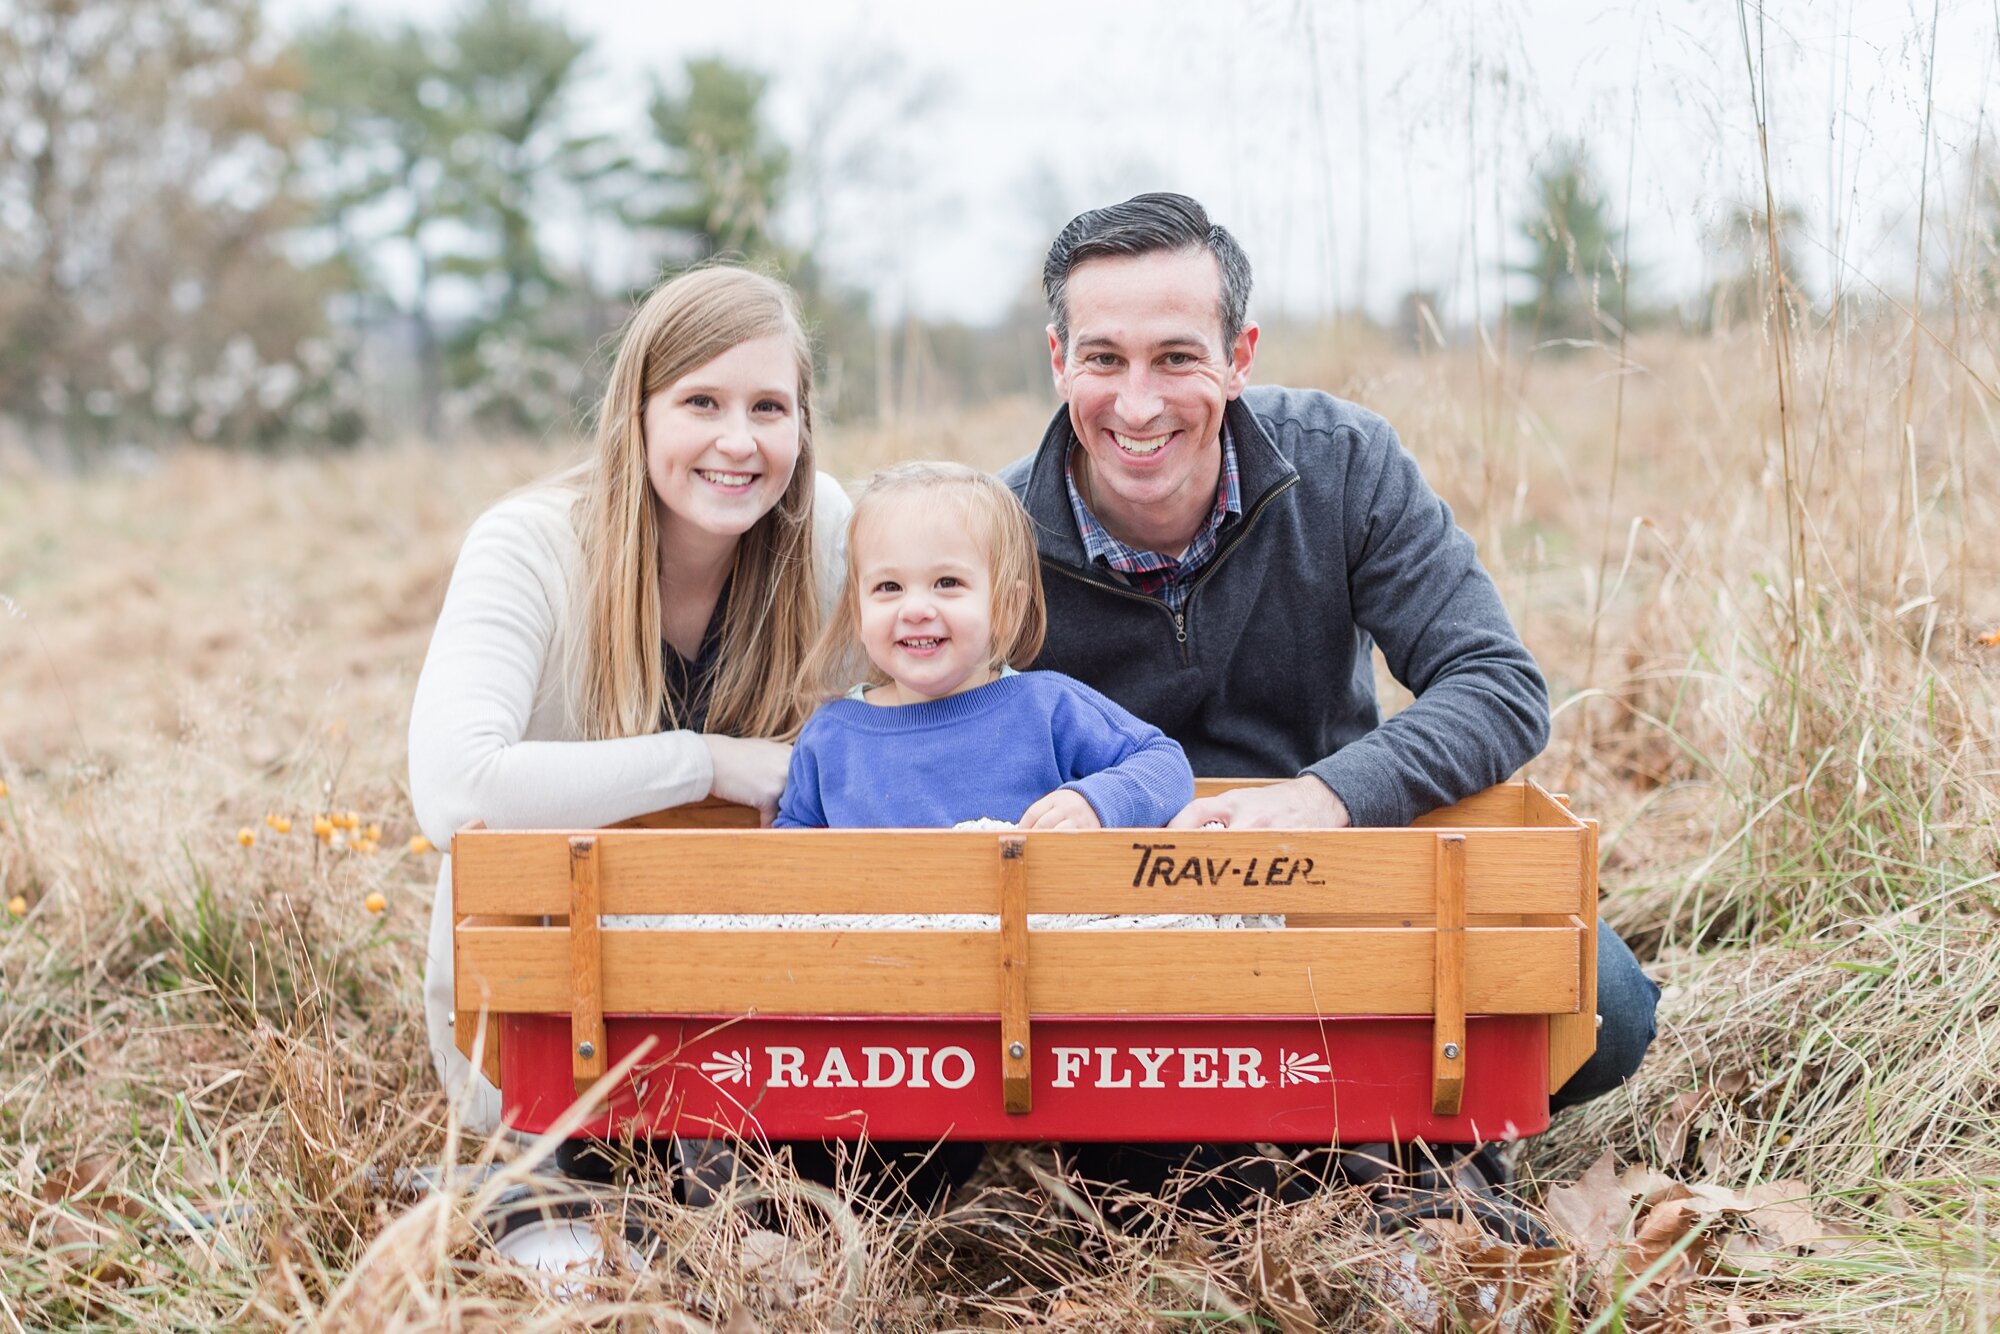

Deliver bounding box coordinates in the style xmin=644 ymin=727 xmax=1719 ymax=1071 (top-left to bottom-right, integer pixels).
xmin=662 ymin=576 xmax=730 ymax=732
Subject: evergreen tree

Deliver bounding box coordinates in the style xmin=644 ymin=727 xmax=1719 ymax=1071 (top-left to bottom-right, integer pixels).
xmin=640 ymin=57 xmax=792 ymax=264
xmin=1509 ymin=142 xmax=1629 ymax=347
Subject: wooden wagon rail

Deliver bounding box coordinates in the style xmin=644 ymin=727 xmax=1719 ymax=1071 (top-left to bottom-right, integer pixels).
xmin=450 ymin=779 xmax=1597 ymax=1142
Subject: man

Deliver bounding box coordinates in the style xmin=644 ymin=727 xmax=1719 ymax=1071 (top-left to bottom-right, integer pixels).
xmin=1002 ymin=192 xmax=1659 ymax=1232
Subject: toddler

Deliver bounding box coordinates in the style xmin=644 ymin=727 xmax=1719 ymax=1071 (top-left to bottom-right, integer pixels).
xmin=775 ymin=460 xmax=1192 ymax=829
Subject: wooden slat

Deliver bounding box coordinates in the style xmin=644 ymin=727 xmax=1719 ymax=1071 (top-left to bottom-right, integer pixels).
xmin=997 ymin=836 xmax=1031 ymax=1114
xmin=569 ymin=837 xmax=607 ymax=1094
xmin=1525 ymin=780 xmax=1599 ymax=1091
xmin=1431 ymin=834 xmax=1467 ymax=1115
xmin=455 ymin=924 xmax=1580 ymax=1017
xmin=1412 ymin=783 xmax=1527 ymax=828
xmin=448 ymin=821 xmax=504 ymax=1088
xmin=449 ymin=827 xmax=1584 ymax=917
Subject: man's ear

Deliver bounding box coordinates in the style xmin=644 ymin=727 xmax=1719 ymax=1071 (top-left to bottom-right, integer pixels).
xmin=1047 ymin=325 xmax=1069 ymax=399
xmin=1224 ymin=321 xmax=1259 ymax=399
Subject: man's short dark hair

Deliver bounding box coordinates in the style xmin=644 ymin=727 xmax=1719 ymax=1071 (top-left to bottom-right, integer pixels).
xmin=1043 ymin=192 xmax=1253 ymax=355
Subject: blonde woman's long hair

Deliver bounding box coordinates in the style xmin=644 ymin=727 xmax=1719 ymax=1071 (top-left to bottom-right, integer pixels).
xmin=571 ymin=265 xmax=820 ymax=741
xmin=799 ymin=461 xmax=1046 ymax=706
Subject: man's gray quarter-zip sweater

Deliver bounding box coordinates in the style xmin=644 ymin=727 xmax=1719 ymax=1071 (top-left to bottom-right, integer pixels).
xmin=1000 ymin=385 xmax=1550 ymax=829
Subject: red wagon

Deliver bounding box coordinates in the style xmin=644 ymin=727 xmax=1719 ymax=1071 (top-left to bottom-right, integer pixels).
xmin=449 ymin=779 xmax=1597 ymax=1148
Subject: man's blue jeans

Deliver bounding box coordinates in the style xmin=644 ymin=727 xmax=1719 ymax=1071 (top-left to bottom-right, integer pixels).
xmin=1551 ymin=920 xmax=1661 ymax=1114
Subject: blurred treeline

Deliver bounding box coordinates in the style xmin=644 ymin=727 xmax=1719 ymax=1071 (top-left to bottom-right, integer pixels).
xmin=8 ymin=0 xmax=1998 ymax=463
xmin=0 ymin=0 xmax=1050 ymax=461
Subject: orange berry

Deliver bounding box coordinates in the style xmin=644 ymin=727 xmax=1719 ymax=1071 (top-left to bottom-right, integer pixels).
xmin=313 ymin=815 xmax=333 ymax=840
xmin=408 ymin=835 xmax=433 ymax=856
xmin=364 ymin=891 xmax=387 ymax=914
xmin=270 ymin=815 xmax=292 ymax=835
xmin=6 ymin=895 xmax=24 ymax=918
xmin=0 ymin=779 xmax=10 ymax=799
xmin=365 ymin=822 xmax=382 ymax=843
xmin=344 ymin=810 xmax=360 ymax=830
xmin=236 ymin=827 xmax=255 ymax=848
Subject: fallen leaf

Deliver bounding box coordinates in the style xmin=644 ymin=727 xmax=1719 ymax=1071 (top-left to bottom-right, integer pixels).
xmin=1743 ymin=1181 xmax=1817 ymax=1250
xmin=1632 ymin=1198 xmax=1703 ymax=1273
xmin=1250 ymin=1240 xmax=1318 ymax=1334
xmin=1545 ymin=1151 xmax=1631 ymax=1267
xmin=1654 ymin=1089 xmax=1708 ymax=1164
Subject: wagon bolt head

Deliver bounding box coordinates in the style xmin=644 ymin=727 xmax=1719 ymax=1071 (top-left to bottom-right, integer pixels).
xmin=577 ymin=1041 xmax=597 ymax=1060
xmin=1008 ymin=1042 xmax=1026 ymax=1059
xmin=1442 ymin=1042 xmax=1461 ymax=1061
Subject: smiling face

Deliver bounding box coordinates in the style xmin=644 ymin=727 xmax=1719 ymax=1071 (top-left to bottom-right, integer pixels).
xmin=642 ymin=331 xmax=803 ymax=556
xmin=1049 ymin=247 xmax=1258 ymax=553
xmin=853 ymin=493 xmax=1007 ymax=706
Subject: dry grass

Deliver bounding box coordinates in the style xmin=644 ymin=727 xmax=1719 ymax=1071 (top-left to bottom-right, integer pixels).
xmin=2 ymin=306 xmax=1998 ymax=1329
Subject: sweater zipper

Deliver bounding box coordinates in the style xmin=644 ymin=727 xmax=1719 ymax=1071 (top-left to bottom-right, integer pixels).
xmin=1175 ymin=473 xmax=1300 ymax=654
xmin=1043 ymin=471 xmax=1299 ymax=664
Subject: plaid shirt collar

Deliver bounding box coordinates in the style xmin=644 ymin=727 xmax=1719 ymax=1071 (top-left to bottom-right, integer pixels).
xmin=1064 ymin=425 xmax=1242 ymax=611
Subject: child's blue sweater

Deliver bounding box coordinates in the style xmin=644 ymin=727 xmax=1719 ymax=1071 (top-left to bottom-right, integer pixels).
xmin=774 ymin=671 xmax=1194 ymax=828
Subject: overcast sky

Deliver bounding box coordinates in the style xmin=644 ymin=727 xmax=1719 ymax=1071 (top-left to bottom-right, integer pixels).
xmin=274 ymin=0 xmax=2000 ymax=326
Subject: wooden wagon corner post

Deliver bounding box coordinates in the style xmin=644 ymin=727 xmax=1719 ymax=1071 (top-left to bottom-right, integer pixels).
xmin=1430 ymin=831 xmax=1467 ymax=1115
xmin=1522 ymin=779 xmax=1599 ymax=1095
xmin=448 ymin=820 xmax=504 ymax=1089
xmin=568 ymin=834 xmax=607 ymax=1094
xmin=997 ymin=833 xmax=1032 ymax=1114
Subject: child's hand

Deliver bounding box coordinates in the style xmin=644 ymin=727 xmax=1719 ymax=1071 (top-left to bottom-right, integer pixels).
xmin=1019 ymin=788 xmax=1102 ymax=830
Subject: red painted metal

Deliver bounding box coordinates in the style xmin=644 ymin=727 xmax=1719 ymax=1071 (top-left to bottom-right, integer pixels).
xmin=499 ymin=1014 xmax=1549 ymax=1144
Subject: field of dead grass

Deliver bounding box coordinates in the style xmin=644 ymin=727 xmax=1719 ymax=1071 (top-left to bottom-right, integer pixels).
xmin=2 ymin=310 xmax=1997 ymax=1330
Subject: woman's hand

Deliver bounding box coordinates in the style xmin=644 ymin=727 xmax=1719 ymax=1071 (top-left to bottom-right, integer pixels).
xmin=700 ymin=735 xmax=793 ymax=826
xmin=1018 ymin=788 xmax=1102 ymax=830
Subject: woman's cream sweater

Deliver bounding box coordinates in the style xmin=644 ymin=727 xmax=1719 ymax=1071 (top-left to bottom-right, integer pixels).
xmin=412 ymin=473 xmax=850 ymax=1131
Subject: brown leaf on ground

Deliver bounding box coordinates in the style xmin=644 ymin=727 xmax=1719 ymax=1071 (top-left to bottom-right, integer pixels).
xmin=1545 ymin=1151 xmax=1631 ymax=1267
xmin=1654 ymin=1090 xmax=1708 ymax=1164
xmin=1742 ymin=1181 xmax=1817 ymax=1249
xmin=40 ymin=1154 xmax=146 ymax=1221
xmin=1632 ymin=1198 xmax=1706 ymax=1274
xmin=1250 ymin=1240 xmax=1318 ymax=1334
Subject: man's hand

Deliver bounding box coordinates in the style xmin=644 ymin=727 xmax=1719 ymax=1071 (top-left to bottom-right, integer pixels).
xmin=1019 ymin=788 xmax=1103 ymax=830
xmin=1168 ymin=776 xmax=1351 ymax=830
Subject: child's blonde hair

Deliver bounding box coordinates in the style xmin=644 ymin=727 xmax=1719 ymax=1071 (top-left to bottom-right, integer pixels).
xmin=799 ymin=461 xmax=1047 ymax=708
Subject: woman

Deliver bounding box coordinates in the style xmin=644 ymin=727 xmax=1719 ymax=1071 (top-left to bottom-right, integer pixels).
xmin=411 ymin=265 xmax=848 ymax=1131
